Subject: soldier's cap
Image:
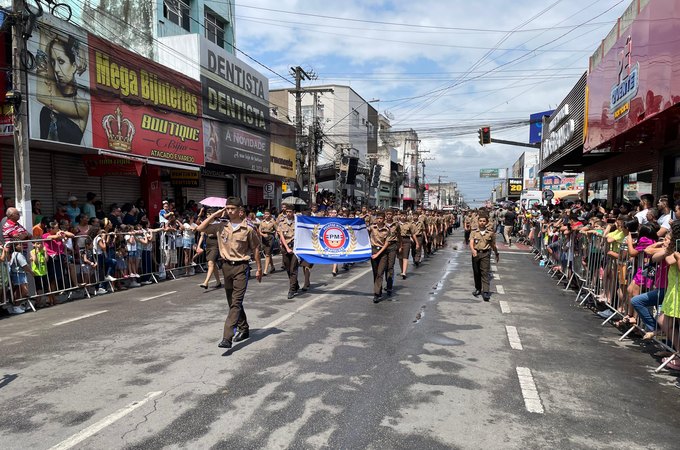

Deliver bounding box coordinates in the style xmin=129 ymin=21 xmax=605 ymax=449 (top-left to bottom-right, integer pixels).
xmin=226 ymin=197 xmax=242 ymax=207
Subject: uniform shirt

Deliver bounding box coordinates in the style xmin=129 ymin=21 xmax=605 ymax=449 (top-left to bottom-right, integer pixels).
xmin=369 ymin=224 xmax=392 ymax=248
xmin=470 ymin=227 xmax=496 ymax=252
xmin=278 ymin=219 xmax=296 ymax=245
xmin=214 ymin=221 xmax=261 ymax=262
xmin=414 ymin=215 xmax=427 ymax=235
xmin=398 ymin=220 xmax=416 ymax=238
xmin=259 ymin=219 xmax=277 ymax=235
xmin=385 ymin=221 xmax=400 ymax=243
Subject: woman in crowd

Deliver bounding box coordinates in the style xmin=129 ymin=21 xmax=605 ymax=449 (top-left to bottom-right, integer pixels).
xmin=181 ymin=213 xmax=198 ymax=276
xmin=42 ymin=220 xmax=75 ymax=294
xmin=656 ymin=220 xmax=680 ymax=371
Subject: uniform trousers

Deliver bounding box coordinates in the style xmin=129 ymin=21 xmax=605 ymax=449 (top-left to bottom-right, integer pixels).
xmin=399 ymin=239 xmax=412 ymax=260
xmin=282 ymin=250 xmax=299 ymax=291
xmin=221 ymin=263 xmax=250 ymax=339
xmin=371 ymin=248 xmax=388 ymax=295
xmin=385 ymin=243 xmax=398 ymax=292
xmin=412 ymin=235 xmax=424 ymax=263
xmin=471 ymin=250 xmax=491 ymax=293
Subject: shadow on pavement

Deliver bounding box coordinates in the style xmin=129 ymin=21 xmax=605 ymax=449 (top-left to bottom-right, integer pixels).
xmin=222 ymin=327 xmax=283 ymax=356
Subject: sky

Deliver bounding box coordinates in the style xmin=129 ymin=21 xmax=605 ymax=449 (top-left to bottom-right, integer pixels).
xmin=234 ymin=0 xmax=630 ymax=205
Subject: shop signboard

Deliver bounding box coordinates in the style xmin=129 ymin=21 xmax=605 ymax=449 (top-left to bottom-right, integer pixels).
xmin=529 ymin=110 xmax=553 ymax=144
xmin=585 ymin=1 xmax=680 ymax=151
xmin=270 ymin=119 xmax=296 ymax=178
xmin=26 ymin=15 xmax=205 ymax=166
xmin=507 ymin=178 xmax=523 ymax=199
xmin=82 ymin=155 xmax=143 ymax=176
xmin=205 ymin=119 xmax=269 ymax=173
xmin=169 ymin=169 xmax=200 ymax=187
xmin=479 ymin=168 xmax=499 ymax=179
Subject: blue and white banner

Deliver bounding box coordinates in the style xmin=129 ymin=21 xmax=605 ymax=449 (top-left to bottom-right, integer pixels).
xmin=294 ymin=216 xmax=371 ymax=264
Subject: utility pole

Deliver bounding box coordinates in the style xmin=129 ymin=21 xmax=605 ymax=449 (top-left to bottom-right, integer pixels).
xmin=437 ymin=175 xmax=448 ymax=209
xmin=11 ymin=0 xmax=33 ymax=229
xmin=291 ymin=66 xmax=311 ymax=199
xmin=335 ymin=143 xmax=350 ymax=208
xmin=307 ymin=88 xmax=332 ymax=206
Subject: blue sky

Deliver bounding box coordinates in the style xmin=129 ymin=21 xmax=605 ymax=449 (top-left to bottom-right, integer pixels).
xmin=235 ymin=0 xmax=630 ymax=205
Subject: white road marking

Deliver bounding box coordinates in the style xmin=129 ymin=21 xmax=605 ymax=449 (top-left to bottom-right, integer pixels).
xmin=49 ymin=391 xmax=163 ymax=450
xmin=491 ymin=265 xmax=498 ymax=272
xmin=53 ymin=311 xmax=108 ymax=327
xmin=505 ymin=325 xmax=523 ymax=350
xmin=499 ymin=301 xmax=511 ymax=314
xmin=262 ymin=268 xmax=373 ymax=330
xmin=496 ymin=285 xmax=505 ymax=295
xmin=493 ymin=273 xmax=501 ymax=280
xmin=139 ymin=291 xmax=177 ymax=302
xmin=516 ymin=367 xmax=545 ymax=414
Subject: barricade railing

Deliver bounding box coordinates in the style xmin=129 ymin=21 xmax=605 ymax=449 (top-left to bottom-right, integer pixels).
xmin=531 ymin=227 xmax=680 ymax=374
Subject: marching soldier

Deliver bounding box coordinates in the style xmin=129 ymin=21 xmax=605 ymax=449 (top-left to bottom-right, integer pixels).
xmin=277 ymin=208 xmax=299 ymax=299
xmin=398 ymin=210 xmax=417 ymax=279
xmin=384 ymin=210 xmax=400 ymax=297
xmin=195 ymin=197 xmax=262 ymax=349
xmin=369 ymin=211 xmax=393 ymax=303
xmin=469 ymin=213 xmax=499 ymax=302
xmin=258 ymin=209 xmax=277 ymax=275
xmin=412 ymin=208 xmax=427 ymax=267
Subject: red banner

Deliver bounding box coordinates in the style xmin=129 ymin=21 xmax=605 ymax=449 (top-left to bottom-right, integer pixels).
xmin=88 ymin=36 xmax=204 ymax=165
xmin=83 ymin=155 xmax=143 ymax=176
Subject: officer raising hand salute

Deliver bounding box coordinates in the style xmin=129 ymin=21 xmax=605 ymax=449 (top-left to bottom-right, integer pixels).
xmin=469 ymin=214 xmax=499 ymax=302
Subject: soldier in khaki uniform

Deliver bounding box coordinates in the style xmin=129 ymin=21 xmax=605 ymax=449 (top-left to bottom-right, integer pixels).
xmin=384 ymin=210 xmax=400 ymax=296
xmin=196 ymin=197 xmax=262 ymax=349
xmin=277 ymin=208 xmax=299 ymax=299
xmin=397 ymin=210 xmax=417 ymax=279
xmin=412 ymin=208 xmax=427 ymax=267
xmin=369 ymin=211 xmax=393 ymax=303
xmin=258 ymin=209 xmax=277 ymax=275
xmin=469 ymin=214 xmax=499 ymax=302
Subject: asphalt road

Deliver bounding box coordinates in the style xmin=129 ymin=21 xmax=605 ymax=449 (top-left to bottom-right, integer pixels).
xmin=1 ymin=231 xmax=679 ymax=449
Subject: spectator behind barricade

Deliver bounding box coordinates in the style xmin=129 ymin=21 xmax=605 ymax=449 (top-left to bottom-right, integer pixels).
xmin=79 ymin=238 xmax=97 ymax=286
xmin=88 ymin=216 xmax=100 ymax=232
xmin=2 ymin=208 xmax=30 ymax=244
xmin=43 ymin=221 xmax=75 ymax=293
xmin=108 ymin=204 xmax=123 ymax=229
xmin=135 ymin=198 xmax=147 ymax=223
xmin=656 ymin=220 xmax=680 ymax=370
xmin=32 ymin=199 xmax=43 ymax=225
xmin=123 ymin=224 xmax=141 ymax=280
xmin=92 ymin=224 xmax=115 ymax=294
xmin=115 ymin=225 xmax=130 ymax=283
xmin=122 ymin=204 xmax=139 ymax=226
xmin=82 ymin=192 xmax=97 ymax=219
xmin=605 ymin=214 xmax=629 ymax=258
xmin=161 ymin=212 xmax=179 ymax=272
xmin=136 ymin=217 xmax=157 ymax=286
xmin=159 ymin=200 xmax=170 ymax=224
xmin=66 ymin=195 xmax=81 ymax=225
xmin=54 ymin=204 xmax=69 ymax=224
xmin=657 ymin=196 xmax=673 ymax=237
xmin=8 ymin=242 xmax=34 ymax=309
xmin=30 ymin=240 xmax=54 ymax=307
xmin=635 ymin=194 xmax=655 ymax=224
xmin=94 ymin=200 xmax=105 ymax=220
xmin=182 ymin=213 xmax=198 ymax=276
xmin=32 ymin=216 xmax=49 ymax=239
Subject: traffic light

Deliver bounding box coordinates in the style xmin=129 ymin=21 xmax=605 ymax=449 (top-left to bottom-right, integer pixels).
xmin=478 ymin=126 xmax=491 ymax=146
xmin=371 ymin=164 xmax=382 ymax=188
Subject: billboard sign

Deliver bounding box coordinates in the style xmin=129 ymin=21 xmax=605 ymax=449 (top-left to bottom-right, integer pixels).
xmin=507 ymin=178 xmax=523 ymax=198
xmin=479 ymin=168 xmax=500 ymax=178
xmin=529 ymin=110 xmax=553 ymax=144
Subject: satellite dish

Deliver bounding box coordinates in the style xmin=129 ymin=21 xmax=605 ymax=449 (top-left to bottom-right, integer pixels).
xmin=384 ymin=110 xmax=395 ymax=120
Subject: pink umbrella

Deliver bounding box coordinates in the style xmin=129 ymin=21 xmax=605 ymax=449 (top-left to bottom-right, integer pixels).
xmin=199 ymin=197 xmax=227 ymax=207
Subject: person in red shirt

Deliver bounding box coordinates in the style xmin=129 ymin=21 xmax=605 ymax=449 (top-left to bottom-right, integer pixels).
xmin=2 ymin=208 xmax=30 ymax=243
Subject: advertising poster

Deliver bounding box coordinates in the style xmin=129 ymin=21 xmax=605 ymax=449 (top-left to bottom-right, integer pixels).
xmin=205 ymin=119 xmax=269 ymax=173
xmin=89 ymin=36 xmax=204 ymax=166
xmin=507 ymin=178 xmax=523 ymax=198
xmin=27 ymin=14 xmax=93 ymax=147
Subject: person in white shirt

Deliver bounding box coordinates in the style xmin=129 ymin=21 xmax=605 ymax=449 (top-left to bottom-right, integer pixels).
xmin=635 ymin=194 xmax=654 ymax=224
xmin=657 ymin=196 xmax=674 ymax=237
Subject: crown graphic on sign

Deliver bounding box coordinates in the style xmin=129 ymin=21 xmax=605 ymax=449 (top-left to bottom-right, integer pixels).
xmin=102 ymin=106 xmax=135 ymax=152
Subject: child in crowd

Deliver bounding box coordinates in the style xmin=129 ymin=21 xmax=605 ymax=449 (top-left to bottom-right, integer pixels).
xmin=30 ymin=240 xmax=54 ymax=307
xmin=8 ymin=243 xmax=34 ymax=311
xmin=124 ymin=224 xmax=141 ymax=278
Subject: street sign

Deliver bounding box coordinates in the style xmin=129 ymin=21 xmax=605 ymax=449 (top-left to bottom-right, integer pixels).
xmin=263 ymin=182 xmax=275 ymax=200
xmin=543 ymin=189 xmax=554 ymax=201
xmin=480 ymin=169 xmax=500 ymax=178
xmin=507 ymin=178 xmax=523 ymax=198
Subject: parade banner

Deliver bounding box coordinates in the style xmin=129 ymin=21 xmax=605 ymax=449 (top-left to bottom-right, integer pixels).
xmin=89 ymin=35 xmax=204 ymax=166
xmin=294 ymin=216 xmax=371 ymax=264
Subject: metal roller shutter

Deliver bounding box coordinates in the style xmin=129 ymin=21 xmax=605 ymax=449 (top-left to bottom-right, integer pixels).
xmin=102 ymin=176 xmax=141 ymax=211
xmin=185 ymin=183 xmax=205 ymax=204
xmin=30 ymin=151 xmax=56 ymax=217
xmin=53 ymin=153 xmax=102 ymax=213
xmin=204 ymin=177 xmax=229 ymax=198
xmin=247 ymin=185 xmax=263 ymax=207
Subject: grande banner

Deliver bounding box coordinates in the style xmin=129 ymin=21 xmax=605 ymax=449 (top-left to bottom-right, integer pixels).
xmin=293 ymin=216 xmax=371 ymax=264
xmin=27 ymin=15 xmax=204 ymax=166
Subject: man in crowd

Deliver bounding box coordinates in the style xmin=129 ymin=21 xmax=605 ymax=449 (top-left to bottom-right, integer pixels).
xmin=2 ymin=207 xmax=30 ymax=244
xmin=277 ymin=207 xmax=299 ymax=299
xmin=503 ymin=207 xmax=517 ymax=247
xmin=66 ymin=196 xmax=81 ymax=225
xmin=196 ymin=197 xmax=262 ymax=350
xmin=82 ymin=192 xmax=97 ymax=219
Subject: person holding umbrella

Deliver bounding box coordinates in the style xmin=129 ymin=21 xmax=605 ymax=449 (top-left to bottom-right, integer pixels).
xmin=197 ymin=197 xmax=262 ymax=349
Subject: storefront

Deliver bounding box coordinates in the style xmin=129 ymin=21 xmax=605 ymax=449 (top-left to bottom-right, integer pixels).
xmin=584 ymin=0 xmax=680 ymax=205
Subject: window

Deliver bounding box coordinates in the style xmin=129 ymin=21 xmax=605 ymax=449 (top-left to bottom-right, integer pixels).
xmin=205 ymin=10 xmax=226 ymax=47
xmin=163 ymin=0 xmax=191 ymax=32
xmin=587 ymin=179 xmax=608 ymax=205
xmin=620 ymin=170 xmax=652 ymax=204
xmin=351 ymin=110 xmax=360 ymax=127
